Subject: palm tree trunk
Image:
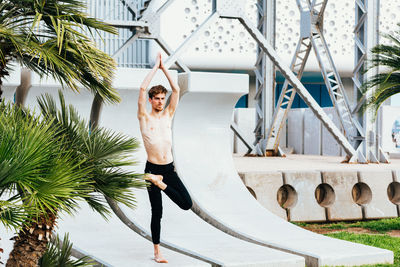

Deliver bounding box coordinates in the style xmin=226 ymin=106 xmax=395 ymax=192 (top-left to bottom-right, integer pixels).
xmin=15 ymin=68 xmax=32 ymax=107
xmin=0 ymin=63 xmax=8 ymax=102
xmin=6 ymin=213 xmax=56 ymax=267
xmin=0 ymin=241 xmax=4 ymax=265
xmin=90 ymin=92 xmax=103 ymax=130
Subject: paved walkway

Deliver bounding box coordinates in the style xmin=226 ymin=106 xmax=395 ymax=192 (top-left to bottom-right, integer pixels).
xmin=233 ymin=154 xmax=400 ymax=172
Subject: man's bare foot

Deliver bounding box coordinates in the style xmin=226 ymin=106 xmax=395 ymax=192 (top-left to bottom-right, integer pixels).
xmin=154 ymin=255 xmax=168 ymax=263
xmin=153 ymin=244 xmax=168 ymax=263
xmin=145 ymin=174 xmax=167 ymax=190
xmin=144 ymin=173 xmax=163 ymax=183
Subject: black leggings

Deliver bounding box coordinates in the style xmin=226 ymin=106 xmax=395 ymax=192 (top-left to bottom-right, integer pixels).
xmin=145 ymin=161 xmax=192 ymax=244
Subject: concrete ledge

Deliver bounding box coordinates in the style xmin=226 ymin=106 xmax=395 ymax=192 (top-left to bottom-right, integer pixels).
xmin=238 ymin=167 xmax=400 ymax=221
xmin=283 ymin=171 xmax=326 ymax=222
xmin=392 ymin=170 xmax=400 ymax=216
xmin=321 ymin=171 xmax=363 ymax=221
xmin=239 ymin=171 xmax=287 ymax=220
xmin=358 ymin=170 xmax=398 ymax=219
xmin=3 ymin=67 xmax=177 ymax=90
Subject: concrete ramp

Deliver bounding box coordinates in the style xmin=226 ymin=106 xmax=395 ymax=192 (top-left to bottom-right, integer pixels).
xmin=97 ymin=77 xmax=304 ymax=267
xmin=172 ymin=72 xmax=394 ymax=267
xmin=1 ymin=70 xmax=303 ymax=266
xmin=111 ymin=183 xmax=303 ymax=267
xmin=56 ymin=203 xmax=208 ymax=267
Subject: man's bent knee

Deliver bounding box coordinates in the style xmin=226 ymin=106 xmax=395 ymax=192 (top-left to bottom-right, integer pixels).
xmin=181 ymin=199 xmax=192 ymax=210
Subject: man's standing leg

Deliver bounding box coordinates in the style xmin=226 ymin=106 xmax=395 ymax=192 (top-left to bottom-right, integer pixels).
xmin=146 ymin=178 xmax=168 ymax=263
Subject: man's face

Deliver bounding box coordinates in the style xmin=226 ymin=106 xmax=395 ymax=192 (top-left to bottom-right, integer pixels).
xmin=149 ymin=93 xmax=166 ymax=112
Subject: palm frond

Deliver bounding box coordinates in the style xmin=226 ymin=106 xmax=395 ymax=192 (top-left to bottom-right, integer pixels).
xmin=37 ymin=92 xmax=146 ymax=218
xmin=0 ymin=200 xmax=31 ymax=230
xmin=0 ymin=0 xmax=120 ymax=103
xmin=361 ymin=23 xmax=400 ymax=117
xmin=39 ymin=233 xmax=93 ymax=267
xmin=0 ymin=101 xmax=90 ymax=222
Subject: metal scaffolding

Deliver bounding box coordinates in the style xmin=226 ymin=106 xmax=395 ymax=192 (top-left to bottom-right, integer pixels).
xmin=106 ymin=0 xmax=190 ymax=72
xmin=353 ymin=0 xmax=389 ymax=163
xmin=161 ymin=0 xmax=359 ymax=161
xmin=253 ymin=0 xmax=276 ymax=156
xmin=98 ymin=0 xmax=387 ymax=163
xmin=264 ymin=0 xmax=367 ymax=163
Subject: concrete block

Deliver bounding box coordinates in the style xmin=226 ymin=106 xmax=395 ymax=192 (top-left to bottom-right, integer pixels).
xmin=283 ymin=171 xmax=326 ymax=222
xmin=287 ymin=108 xmax=304 ymax=154
xmin=233 ymin=108 xmax=255 ymax=155
xmin=321 ymin=108 xmax=341 ymax=156
xmin=178 ymin=71 xmax=248 ymax=94
xmin=391 ymin=170 xmax=400 ymax=216
xmin=239 ymin=172 xmax=287 ymax=220
xmin=322 ymin=171 xmax=363 ymax=221
xmin=303 ymin=108 xmax=321 ymax=155
xmin=358 ymin=170 xmax=398 ymax=219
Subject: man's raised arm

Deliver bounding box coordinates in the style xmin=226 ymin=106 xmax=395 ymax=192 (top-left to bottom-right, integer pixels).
xmin=160 ymin=58 xmax=180 ymax=116
xmin=138 ymin=53 xmax=161 ymax=118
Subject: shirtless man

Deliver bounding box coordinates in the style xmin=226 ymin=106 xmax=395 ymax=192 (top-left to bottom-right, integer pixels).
xmin=138 ymin=53 xmax=192 ymax=263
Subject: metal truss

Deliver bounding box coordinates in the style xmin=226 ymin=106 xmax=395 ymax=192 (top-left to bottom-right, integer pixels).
xmin=353 ymin=0 xmax=389 ymax=163
xmin=264 ymin=37 xmax=312 ymax=156
xmin=106 ymin=0 xmax=377 ymax=163
xmin=108 ymin=0 xmax=255 ymax=153
xmin=120 ymin=0 xmax=152 ymax=20
xmin=254 ymin=0 xmax=267 ymax=155
xmin=163 ymin=0 xmax=360 ymax=162
xmin=264 ymin=0 xmax=367 ymax=163
xmin=109 ymin=0 xmax=254 ymax=152
xmin=90 ymin=0 xmax=190 ymax=130
xmin=106 ymin=0 xmax=190 ymax=72
xmin=252 ymin=0 xmax=276 ymax=156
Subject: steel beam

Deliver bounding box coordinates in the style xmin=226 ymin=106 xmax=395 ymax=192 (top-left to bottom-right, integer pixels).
xmin=253 ymin=0 xmax=276 ymax=156
xmin=108 ymin=0 xmax=190 ymax=73
xmin=238 ymin=15 xmax=358 ymax=159
xmin=353 ymin=0 xmax=389 ymax=163
xmin=163 ymin=0 xmax=358 ymax=160
xmin=264 ymin=0 xmax=366 ymax=162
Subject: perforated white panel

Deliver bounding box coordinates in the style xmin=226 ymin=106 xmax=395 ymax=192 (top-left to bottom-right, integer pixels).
xmin=379 ymin=1 xmax=399 ymax=43
xmin=148 ymin=0 xmax=397 ymax=74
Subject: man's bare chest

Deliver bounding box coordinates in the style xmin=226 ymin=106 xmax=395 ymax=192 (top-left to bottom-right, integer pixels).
xmin=141 ymin=116 xmax=172 ymax=141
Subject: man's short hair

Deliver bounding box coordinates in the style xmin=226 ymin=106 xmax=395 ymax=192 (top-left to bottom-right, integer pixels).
xmin=148 ymin=85 xmax=168 ymax=99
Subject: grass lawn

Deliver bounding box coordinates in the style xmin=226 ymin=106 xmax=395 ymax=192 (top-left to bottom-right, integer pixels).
xmin=325 ymin=232 xmax=399 ymax=267
xmin=320 ymin=218 xmax=400 ymax=233
xmin=295 ymin=217 xmax=400 ymax=233
xmin=295 ymin=217 xmax=400 ymax=267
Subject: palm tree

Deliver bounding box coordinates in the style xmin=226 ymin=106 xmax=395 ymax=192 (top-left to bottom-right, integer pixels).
xmin=2 ymin=92 xmax=145 ymax=266
xmin=0 ymin=0 xmax=119 ymax=103
xmin=39 ymin=234 xmax=93 ymax=267
xmin=361 ymin=23 xmax=400 ymax=115
xmin=0 ymin=101 xmax=89 ymax=265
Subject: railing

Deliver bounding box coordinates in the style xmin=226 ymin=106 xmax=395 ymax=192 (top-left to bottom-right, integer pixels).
xmin=87 ymin=0 xmax=150 ymax=68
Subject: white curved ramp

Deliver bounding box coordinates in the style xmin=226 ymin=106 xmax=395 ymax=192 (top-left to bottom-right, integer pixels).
xmin=97 ymin=84 xmax=304 ymax=266
xmin=57 ymin=203 xmax=208 ymax=267
xmin=113 ymin=183 xmax=304 ymax=267
xmin=172 ymin=72 xmax=394 ymax=267
xmin=2 ymin=70 xmax=304 ymax=267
